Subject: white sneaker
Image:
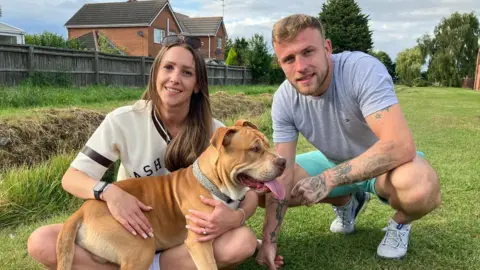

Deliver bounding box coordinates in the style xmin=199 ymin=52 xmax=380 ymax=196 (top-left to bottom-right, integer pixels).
xmin=330 ymin=191 xmax=370 ymax=234
xmin=377 ymin=219 xmax=411 ymax=259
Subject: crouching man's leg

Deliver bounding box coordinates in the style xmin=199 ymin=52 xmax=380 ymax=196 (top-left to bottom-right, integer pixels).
xmin=258 ymin=150 xmax=440 ymax=260
xmin=373 ymin=154 xmax=441 ymax=259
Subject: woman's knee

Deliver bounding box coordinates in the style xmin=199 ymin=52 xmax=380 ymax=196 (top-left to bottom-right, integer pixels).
xmin=27 ymin=224 xmax=61 ymax=266
xmin=216 ymin=226 xmax=257 ymax=265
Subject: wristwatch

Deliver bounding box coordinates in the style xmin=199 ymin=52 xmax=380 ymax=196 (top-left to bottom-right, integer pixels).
xmin=93 ymin=181 xmax=111 ymax=200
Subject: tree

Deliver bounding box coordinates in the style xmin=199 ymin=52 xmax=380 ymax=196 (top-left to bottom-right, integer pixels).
xmin=269 ymin=54 xmax=286 ymax=84
xmin=368 ymin=50 xmax=396 ymax=80
xmin=225 ymin=37 xmax=233 ymax=57
xmin=417 ymin=12 xmax=480 ymax=87
xmin=0 ymin=5 xmax=3 ymax=18
xmin=319 ymin=0 xmax=373 ymax=53
xmin=395 ymin=46 xmax=424 ymax=87
xmin=225 ymin=47 xmax=238 ymax=66
xmin=246 ymin=33 xmax=272 ymax=83
xmin=232 ymin=37 xmax=249 ymax=66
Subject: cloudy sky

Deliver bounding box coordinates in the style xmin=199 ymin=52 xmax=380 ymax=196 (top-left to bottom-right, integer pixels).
xmin=1 ymin=0 xmax=479 ymax=60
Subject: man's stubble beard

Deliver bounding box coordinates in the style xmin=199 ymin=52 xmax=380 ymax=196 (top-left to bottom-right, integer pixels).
xmin=293 ymin=51 xmax=330 ymax=97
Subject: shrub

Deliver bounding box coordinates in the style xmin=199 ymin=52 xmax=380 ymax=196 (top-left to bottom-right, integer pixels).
xmin=225 ymin=48 xmax=238 ymax=66
xmin=20 ymin=72 xmax=72 ymax=88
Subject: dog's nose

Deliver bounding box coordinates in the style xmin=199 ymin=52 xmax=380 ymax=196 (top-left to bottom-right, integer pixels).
xmin=274 ymin=157 xmax=286 ymax=169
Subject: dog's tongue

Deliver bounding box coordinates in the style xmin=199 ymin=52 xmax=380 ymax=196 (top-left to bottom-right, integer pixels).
xmin=264 ymin=179 xmax=285 ymax=200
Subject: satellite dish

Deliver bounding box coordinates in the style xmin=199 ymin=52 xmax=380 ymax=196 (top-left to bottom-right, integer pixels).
xmin=137 ymin=31 xmax=144 ymax=37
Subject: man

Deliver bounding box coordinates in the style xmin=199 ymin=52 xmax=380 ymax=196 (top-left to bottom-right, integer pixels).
xmin=256 ymin=14 xmax=441 ymax=269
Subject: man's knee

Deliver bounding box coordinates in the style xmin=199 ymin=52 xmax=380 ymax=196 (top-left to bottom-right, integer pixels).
xmin=217 ymin=227 xmax=257 ymax=265
xmin=417 ymin=159 xmax=441 ymax=210
xmin=389 ymin=156 xmax=441 ymax=212
xmin=27 ymin=225 xmax=59 ymax=267
xmin=409 ymin=157 xmax=439 ymax=206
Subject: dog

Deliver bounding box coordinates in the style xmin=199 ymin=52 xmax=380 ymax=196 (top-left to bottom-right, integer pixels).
xmin=56 ymin=120 xmax=286 ymax=270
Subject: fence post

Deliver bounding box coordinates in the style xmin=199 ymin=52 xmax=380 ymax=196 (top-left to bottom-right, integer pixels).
xmin=141 ymin=56 xmax=146 ymax=86
xmin=94 ymin=51 xmax=100 ymax=85
xmin=224 ymin=65 xmax=228 ymax=85
xmin=28 ymin=45 xmax=34 ymax=77
xmin=243 ymin=66 xmax=247 ymax=85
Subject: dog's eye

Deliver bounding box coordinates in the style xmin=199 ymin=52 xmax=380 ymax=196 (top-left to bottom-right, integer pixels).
xmin=250 ymin=146 xmax=261 ymax=153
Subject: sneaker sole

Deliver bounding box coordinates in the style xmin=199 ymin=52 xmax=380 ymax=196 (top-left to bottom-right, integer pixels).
xmin=376 ymin=253 xmax=407 ymax=260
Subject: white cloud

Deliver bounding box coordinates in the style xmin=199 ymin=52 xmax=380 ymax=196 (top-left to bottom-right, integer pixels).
xmin=1 ymin=0 xmax=479 ymax=60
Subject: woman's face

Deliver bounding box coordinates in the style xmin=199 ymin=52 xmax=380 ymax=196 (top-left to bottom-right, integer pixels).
xmin=156 ymin=46 xmax=198 ymax=109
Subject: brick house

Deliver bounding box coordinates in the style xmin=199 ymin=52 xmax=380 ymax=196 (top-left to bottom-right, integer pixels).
xmin=64 ymin=0 xmax=227 ymax=60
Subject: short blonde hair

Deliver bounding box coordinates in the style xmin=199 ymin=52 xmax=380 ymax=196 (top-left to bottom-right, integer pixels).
xmin=272 ymin=14 xmax=325 ymax=44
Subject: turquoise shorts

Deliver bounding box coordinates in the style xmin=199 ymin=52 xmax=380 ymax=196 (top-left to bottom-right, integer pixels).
xmin=295 ymin=150 xmax=425 ymax=204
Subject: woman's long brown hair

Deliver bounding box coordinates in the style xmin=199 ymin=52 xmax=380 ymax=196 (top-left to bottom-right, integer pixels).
xmin=141 ymin=43 xmax=212 ymax=172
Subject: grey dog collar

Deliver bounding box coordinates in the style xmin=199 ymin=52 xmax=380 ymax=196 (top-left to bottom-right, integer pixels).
xmin=192 ymin=160 xmax=244 ymax=204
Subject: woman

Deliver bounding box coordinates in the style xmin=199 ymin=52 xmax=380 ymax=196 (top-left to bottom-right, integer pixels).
xmin=27 ymin=35 xmax=259 ymax=270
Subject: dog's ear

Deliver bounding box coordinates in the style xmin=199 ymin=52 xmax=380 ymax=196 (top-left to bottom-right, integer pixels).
xmin=234 ymin=119 xmax=258 ymax=130
xmin=210 ymin=127 xmax=237 ymax=149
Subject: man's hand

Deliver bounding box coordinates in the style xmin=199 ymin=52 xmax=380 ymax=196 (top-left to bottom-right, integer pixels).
xmin=291 ymin=173 xmax=332 ymax=206
xmin=256 ymin=242 xmax=284 ymax=270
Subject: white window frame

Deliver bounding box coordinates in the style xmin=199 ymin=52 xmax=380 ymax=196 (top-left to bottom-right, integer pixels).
xmin=217 ymin=37 xmax=222 ymax=49
xmin=154 ymin=28 xmax=165 ymax=44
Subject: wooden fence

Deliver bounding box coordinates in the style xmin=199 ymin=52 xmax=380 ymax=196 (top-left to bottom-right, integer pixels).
xmin=0 ymin=44 xmax=253 ymax=87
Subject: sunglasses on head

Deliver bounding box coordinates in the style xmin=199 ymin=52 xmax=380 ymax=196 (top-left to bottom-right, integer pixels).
xmin=162 ymin=35 xmax=203 ymax=49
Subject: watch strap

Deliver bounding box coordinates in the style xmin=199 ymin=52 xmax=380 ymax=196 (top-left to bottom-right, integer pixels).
xmin=94 ymin=181 xmax=110 ymax=200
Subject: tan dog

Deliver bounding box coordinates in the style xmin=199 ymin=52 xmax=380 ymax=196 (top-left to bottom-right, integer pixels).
xmin=56 ymin=120 xmax=286 ymax=270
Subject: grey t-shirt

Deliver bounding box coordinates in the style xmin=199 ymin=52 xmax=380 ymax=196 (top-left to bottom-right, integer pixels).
xmin=272 ymin=51 xmax=398 ymax=163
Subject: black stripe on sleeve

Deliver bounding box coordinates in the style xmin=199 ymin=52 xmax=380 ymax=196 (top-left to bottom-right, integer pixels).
xmin=81 ymin=145 xmax=114 ymax=168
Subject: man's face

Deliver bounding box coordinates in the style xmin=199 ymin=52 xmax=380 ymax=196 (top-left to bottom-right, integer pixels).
xmin=273 ymin=27 xmax=332 ymax=96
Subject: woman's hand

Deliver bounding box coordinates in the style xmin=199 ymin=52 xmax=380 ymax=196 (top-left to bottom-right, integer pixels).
xmin=102 ymin=184 xmax=154 ymax=239
xmin=185 ymin=195 xmax=243 ymax=241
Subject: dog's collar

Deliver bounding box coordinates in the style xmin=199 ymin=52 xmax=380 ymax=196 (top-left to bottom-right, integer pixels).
xmin=192 ymin=160 xmax=245 ymax=204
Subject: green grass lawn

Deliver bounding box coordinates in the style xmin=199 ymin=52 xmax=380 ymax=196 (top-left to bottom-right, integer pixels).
xmin=1 ymin=85 xmax=479 ymax=269
xmin=0 ymin=84 xmax=277 ymax=119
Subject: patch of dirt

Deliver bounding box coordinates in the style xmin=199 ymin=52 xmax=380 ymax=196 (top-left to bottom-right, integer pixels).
xmin=210 ymin=91 xmax=269 ymax=120
xmin=0 ymin=108 xmax=105 ymax=170
xmin=0 ymin=93 xmax=270 ymax=170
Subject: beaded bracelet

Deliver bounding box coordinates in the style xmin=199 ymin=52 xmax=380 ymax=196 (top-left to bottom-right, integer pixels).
xmin=238 ymin=208 xmax=246 ymax=226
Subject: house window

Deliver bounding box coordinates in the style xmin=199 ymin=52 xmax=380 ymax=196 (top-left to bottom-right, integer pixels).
xmin=0 ymin=35 xmax=17 ymax=44
xmin=154 ymin=28 xmax=165 ymax=44
xmin=217 ymin=37 xmax=222 ymax=49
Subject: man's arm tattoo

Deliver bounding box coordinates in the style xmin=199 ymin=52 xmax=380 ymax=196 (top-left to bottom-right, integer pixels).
xmin=374 ymin=105 xmax=392 ymax=120
xmin=268 ymin=198 xmax=289 ymax=243
xmin=330 ymin=162 xmax=353 ymax=186
xmin=330 ymin=146 xmax=397 ymax=186
xmin=304 ymin=174 xmax=329 ymax=202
